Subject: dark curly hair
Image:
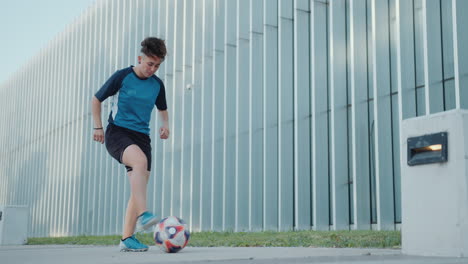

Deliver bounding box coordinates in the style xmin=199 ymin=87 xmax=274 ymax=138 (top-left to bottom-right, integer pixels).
xmin=141 ymin=37 xmax=167 ymax=60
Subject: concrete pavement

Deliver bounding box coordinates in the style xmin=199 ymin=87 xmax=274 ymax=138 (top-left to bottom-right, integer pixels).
xmin=1 ymin=245 xmax=467 ymax=264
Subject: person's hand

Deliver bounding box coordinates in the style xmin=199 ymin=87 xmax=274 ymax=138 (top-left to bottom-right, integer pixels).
xmin=159 ymin=126 xmax=170 ymax=139
xmin=93 ymin=128 xmax=105 ymax=144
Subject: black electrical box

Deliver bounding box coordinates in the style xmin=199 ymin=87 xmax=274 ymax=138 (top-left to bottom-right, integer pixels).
xmin=407 ymin=132 xmax=448 ymax=166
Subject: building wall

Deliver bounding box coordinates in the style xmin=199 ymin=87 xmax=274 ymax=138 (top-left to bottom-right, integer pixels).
xmin=0 ymin=0 xmax=467 ymax=237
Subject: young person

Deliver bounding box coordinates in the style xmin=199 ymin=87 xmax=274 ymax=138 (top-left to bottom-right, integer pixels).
xmin=91 ymin=37 xmax=170 ymax=252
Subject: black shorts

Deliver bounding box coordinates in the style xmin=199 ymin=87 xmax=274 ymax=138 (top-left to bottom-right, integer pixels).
xmin=105 ymin=123 xmax=152 ymax=172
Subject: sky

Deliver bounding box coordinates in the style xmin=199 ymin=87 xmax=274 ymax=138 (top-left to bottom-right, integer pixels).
xmin=0 ymin=0 xmax=97 ymax=84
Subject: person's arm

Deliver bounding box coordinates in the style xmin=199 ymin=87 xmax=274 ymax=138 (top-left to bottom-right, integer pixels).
xmin=92 ymin=69 xmax=124 ymax=143
xmin=92 ymin=96 xmax=105 ymax=144
xmin=158 ymin=110 xmax=170 ymax=139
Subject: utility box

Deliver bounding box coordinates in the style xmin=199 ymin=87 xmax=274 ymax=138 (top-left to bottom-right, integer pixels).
xmin=0 ymin=205 xmax=29 ymax=245
xmin=401 ymin=109 xmax=468 ymax=257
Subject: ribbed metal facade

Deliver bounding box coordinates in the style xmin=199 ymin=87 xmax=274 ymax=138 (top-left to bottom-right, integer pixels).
xmin=1 ymin=0 xmax=467 ymax=237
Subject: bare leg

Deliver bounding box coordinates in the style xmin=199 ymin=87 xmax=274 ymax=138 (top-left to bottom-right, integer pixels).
xmin=121 ymin=144 xmax=150 ymax=239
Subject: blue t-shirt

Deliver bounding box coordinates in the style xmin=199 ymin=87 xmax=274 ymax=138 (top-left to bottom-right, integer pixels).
xmin=95 ymin=66 xmax=167 ymax=135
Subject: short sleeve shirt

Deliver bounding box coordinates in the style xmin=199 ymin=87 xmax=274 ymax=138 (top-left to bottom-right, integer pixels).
xmin=95 ymin=66 xmax=167 ymax=135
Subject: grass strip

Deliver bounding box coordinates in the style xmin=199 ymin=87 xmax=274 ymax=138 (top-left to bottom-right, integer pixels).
xmin=28 ymin=230 xmax=400 ymax=248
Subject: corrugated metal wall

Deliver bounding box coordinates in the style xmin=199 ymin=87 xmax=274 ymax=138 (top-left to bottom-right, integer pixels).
xmin=0 ymin=0 xmax=467 ymax=237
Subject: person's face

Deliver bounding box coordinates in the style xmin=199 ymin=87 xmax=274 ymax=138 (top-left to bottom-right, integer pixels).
xmin=137 ymin=54 xmax=163 ymax=78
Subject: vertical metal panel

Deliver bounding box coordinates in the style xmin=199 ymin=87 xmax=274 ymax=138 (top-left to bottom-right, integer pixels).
xmin=153 ymin=0 xmax=166 ymax=228
xmin=35 ymin=45 xmax=45 ymax=237
xmin=162 ymin=0 xmax=175 ymax=220
xmin=368 ymin=0 xmax=376 ymax=226
xmin=250 ymin=0 xmax=264 ymax=231
xmin=167 ymin=0 xmax=178 ymax=217
xmin=235 ymin=0 xmax=250 ymax=232
xmin=393 ymin=0 xmax=416 ymax=222
xmin=38 ymin=50 xmax=47 ymax=236
xmin=80 ymin=6 xmax=93 ymax=236
xmin=156 ymin=0 xmax=168 ymax=218
xmin=211 ymin=0 xmax=225 ymax=231
xmin=190 ymin=0 xmax=203 ymax=231
xmin=311 ymin=0 xmax=330 ymax=231
xmin=78 ymin=4 xmax=90 ymax=236
xmin=293 ymin=0 xmax=311 ymax=230
xmin=346 ymin=0 xmax=354 ymax=229
xmin=68 ymin=23 xmax=79 ymax=235
xmin=117 ymin=0 xmax=134 ymax=224
xmin=183 ymin=0 xmax=199 ymax=231
xmin=38 ymin=40 xmax=48 ymax=236
xmin=201 ymin=0 xmax=214 ymax=231
xmin=396 ymin=0 xmax=417 ymax=120
xmin=389 ymin=0 xmax=401 ymax=224
xmin=44 ymin=34 xmax=53 ymax=236
xmin=170 ymin=0 xmax=184 ymax=223
xmin=115 ymin=0 xmax=127 ymax=233
xmin=23 ymin=57 xmax=31 ymax=234
xmin=109 ymin=0 xmax=120 ymax=235
xmin=278 ymin=0 xmax=294 ymax=231
xmin=391 ymin=92 xmax=401 ymax=224
xmin=88 ymin=3 xmax=100 ymax=235
xmin=444 ymin=79 xmax=456 ymax=110
xmin=98 ymin=11 xmax=110 ymax=234
xmin=66 ymin=20 xmax=75 ymax=237
xmin=40 ymin=42 xmax=50 ymax=234
xmin=223 ymin=0 xmax=237 ymax=231
xmin=329 ymin=0 xmax=350 ymax=230
xmin=371 ymin=0 xmax=395 ymax=230
xmin=44 ymin=33 xmax=57 ymax=235
xmin=100 ymin=0 xmax=111 ymax=235
xmin=73 ymin=18 xmax=83 ymax=234
xmin=350 ymin=0 xmax=371 ymax=230
xmin=389 ymin=0 xmax=401 ymax=223
xmin=135 ymin=0 xmax=144 ymax=42
xmin=63 ymin=22 xmax=73 ymax=236
xmin=53 ymin=29 xmax=66 ymax=236
xmin=414 ymin=0 xmax=426 ymax=115
xmin=47 ymin=31 xmax=57 ymax=236
xmin=263 ymin=0 xmax=279 ymax=231
xmin=91 ymin=1 xmax=103 ymax=235
xmin=441 ymin=0 xmax=455 ymax=110
xmin=453 ymin=0 xmax=468 ymax=109
xmin=180 ymin=0 xmax=194 ymax=227
xmin=106 ymin=0 xmax=117 ymax=236
xmin=73 ymin=12 xmax=84 ymax=236
xmin=423 ymin=0 xmax=444 ymax=114
xmin=107 ymin=0 xmax=116 ymax=234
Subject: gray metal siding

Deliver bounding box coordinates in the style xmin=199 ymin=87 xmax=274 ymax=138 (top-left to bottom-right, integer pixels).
xmin=1 ymin=0 xmax=467 ymax=237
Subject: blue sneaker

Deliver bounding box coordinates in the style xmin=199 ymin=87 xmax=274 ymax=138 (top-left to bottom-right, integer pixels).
xmin=119 ymin=235 xmax=148 ymax=252
xmin=136 ymin=211 xmax=159 ymax=232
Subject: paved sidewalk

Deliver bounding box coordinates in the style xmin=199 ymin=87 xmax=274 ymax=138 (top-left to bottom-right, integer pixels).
xmin=1 ymin=245 xmax=467 ymax=264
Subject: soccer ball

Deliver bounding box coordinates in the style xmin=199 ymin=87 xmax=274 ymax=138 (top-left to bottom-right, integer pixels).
xmin=153 ymin=216 xmax=190 ymax=253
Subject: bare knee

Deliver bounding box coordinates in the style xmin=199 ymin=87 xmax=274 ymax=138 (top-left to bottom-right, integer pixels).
xmin=131 ymin=159 xmax=147 ymax=173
